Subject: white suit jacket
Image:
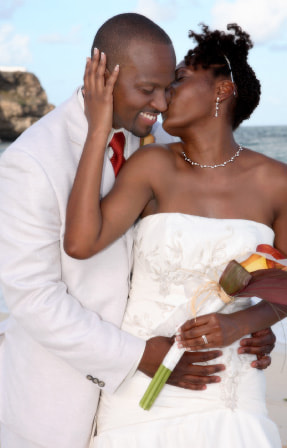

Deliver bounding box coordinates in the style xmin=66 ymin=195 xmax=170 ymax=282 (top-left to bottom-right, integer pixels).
xmin=0 ymin=90 xmax=175 ymax=447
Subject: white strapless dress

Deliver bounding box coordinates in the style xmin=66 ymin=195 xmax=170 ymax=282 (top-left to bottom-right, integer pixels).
xmin=93 ymin=214 xmax=281 ymax=447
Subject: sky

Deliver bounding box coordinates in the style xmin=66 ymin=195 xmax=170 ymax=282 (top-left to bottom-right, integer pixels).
xmin=0 ymin=0 xmax=287 ymax=126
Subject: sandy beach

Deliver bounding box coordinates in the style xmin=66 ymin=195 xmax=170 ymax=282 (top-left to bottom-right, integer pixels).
xmin=265 ymin=341 xmax=287 ymax=447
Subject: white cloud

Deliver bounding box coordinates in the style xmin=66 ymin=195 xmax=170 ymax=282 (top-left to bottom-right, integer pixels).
xmin=0 ymin=0 xmax=24 ymax=19
xmin=212 ymin=0 xmax=287 ymax=43
xmin=135 ymin=0 xmax=179 ymax=22
xmin=0 ymin=23 xmax=31 ymax=66
xmin=39 ymin=25 xmax=82 ymax=44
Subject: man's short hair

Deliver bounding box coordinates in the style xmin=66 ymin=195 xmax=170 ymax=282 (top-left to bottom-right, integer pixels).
xmin=91 ymin=13 xmax=173 ymax=69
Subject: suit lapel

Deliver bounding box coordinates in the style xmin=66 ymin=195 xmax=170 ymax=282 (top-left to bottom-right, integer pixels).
xmin=66 ymin=89 xmax=88 ymax=148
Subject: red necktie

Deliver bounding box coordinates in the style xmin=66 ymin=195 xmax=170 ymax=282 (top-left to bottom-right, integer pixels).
xmin=109 ymin=132 xmax=126 ymax=176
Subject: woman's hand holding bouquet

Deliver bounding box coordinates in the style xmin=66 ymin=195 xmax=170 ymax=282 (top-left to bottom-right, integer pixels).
xmin=140 ymin=244 xmax=287 ymax=410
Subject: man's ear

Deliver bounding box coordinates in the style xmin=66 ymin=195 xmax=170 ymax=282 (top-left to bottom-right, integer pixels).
xmin=216 ymin=80 xmax=236 ymax=101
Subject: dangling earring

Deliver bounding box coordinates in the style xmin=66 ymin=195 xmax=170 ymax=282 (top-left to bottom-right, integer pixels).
xmin=215 ymin=96 xmax=220 ymax=117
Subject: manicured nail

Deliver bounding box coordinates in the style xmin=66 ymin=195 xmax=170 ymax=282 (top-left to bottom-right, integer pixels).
xmin=114 ymin=64 xmax=119 ymax=71
xmin=93 ymin=48 xmax=98 ymax=55
xmin=101 ymin=51 xmax=105 ymax=59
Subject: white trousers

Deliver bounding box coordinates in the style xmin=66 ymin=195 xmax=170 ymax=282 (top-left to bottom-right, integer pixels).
xmin=0 ymin=424 xmax=44 ymax=448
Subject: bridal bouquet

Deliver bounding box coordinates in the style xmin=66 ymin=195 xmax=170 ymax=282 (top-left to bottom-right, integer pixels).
xmin=139 ymin=244 xmax=287 ymax=411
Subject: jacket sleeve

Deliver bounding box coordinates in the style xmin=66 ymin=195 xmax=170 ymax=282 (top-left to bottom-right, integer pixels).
xmin=0 ymin=148 xmax=145 ymax=393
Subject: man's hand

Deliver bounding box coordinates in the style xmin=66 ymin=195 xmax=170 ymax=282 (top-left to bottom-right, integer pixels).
xmin=238 ymin=327 xmax=276 ymax=369
xmin=138 ymin=336 xmax=225 ymax=391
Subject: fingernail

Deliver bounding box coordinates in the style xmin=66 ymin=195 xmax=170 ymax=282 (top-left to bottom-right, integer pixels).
xmin=101 ymin=51 xmax=105 ymax=59
xmin=93 ymin=48 xmax=98 ymax=55
xmin=114 ymin=64 xmax=119 ymax=71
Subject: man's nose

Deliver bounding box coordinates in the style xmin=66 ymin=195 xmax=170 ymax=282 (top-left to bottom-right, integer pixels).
xmin=150 ymin=90 xmax=168 ymax=113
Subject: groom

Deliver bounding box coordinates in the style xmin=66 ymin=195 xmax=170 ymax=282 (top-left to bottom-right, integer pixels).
xmin=0 ymin=13 xmax=275 ymax=448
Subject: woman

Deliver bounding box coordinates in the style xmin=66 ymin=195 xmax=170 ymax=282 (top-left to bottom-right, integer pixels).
xmin=64 ymin=24 xmax=286 ymax=447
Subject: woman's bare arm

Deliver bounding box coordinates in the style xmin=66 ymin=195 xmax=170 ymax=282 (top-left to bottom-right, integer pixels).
xmin=177 ymin=161 xmax=287 ymax=350
xmin=64 ymin=50 xmax=154 ymax=259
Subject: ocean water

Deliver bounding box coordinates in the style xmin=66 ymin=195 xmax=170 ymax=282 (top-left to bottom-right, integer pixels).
xmin=0 ymin=140 xmax=11 ymax=155
xmin=0 ymin=126 xmax=286 ymax=342
xmin=1 ymin=125 xmax=286 ymax=160
xmin=235 ymin=125 xmax=287 ymax=163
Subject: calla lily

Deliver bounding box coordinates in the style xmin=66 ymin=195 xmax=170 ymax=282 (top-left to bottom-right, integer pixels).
xmin=220 ymin=244 xmax=287 ymax=306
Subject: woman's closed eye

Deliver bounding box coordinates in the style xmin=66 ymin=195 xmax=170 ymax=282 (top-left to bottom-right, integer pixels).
xmin=141 ymin=88 xmax=155 ymax=95
xmin=175 ymin=76 xmax=185 ymax=82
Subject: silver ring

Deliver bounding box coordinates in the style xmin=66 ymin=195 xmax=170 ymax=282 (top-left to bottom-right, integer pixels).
xmin=202 ymin=334 xmax=208 ymax=344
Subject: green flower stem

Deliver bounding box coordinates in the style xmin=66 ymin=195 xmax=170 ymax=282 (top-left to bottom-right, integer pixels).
xmin=139 ymin=342 xmax=185 ymax=411
xmin=139 ymin=364 xmax=172 ymax=410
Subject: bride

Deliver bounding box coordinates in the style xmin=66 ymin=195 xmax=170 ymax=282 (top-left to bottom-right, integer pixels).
xmin=64 ymin=24 xmax=286 ymax=447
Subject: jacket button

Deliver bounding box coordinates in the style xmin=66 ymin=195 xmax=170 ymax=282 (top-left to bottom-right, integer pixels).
xmin=86 ymin=375 xmax=105 ymax=387
xmin=86 ymin=374 xmax=98 ymax=384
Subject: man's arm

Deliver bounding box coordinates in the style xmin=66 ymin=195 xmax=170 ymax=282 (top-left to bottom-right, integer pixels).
xmin=0 ymin=148 xmax=145 ymax=393
xmin=0 ymin=147 xmax=235 ymax=392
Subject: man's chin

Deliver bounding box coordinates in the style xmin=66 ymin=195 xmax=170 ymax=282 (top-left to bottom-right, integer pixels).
xmin=131 ymin=125 xmax=154 ymax=139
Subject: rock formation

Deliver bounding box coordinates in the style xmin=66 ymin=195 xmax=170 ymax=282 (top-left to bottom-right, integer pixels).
xmin=0 ymin=69 xmax=54 ymax=141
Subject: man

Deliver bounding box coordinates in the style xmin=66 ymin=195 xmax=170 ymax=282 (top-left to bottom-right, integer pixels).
xmin=0 ymin=13 xmax=275 ymax=448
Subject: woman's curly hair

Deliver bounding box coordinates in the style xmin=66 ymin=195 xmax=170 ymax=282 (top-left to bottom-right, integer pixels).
xmin=185 ymin=23 xmax=261 ymax=129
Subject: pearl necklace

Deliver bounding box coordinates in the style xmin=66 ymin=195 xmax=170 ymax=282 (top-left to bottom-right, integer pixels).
xmin=181 ymin=145 xmax=244 ymax=169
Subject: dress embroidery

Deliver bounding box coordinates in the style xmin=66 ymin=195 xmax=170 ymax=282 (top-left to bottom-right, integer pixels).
xmin=96 ymin=215 xmax=279 ymax=445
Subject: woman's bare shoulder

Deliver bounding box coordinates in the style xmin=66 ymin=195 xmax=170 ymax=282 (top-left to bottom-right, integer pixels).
xmin=126 ymin=142 xmax=177 ymax=166
xmin=116 ymin=143 xmax=177 ymax=185
xmin=245 ymin=149 xmax=287 ymax=201
xmin=245 ymin=147 xmax=287 ymax=176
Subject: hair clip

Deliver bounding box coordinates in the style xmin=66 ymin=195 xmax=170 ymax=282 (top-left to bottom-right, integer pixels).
xmin=223 ymin=54 xmax=236 ymax=96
